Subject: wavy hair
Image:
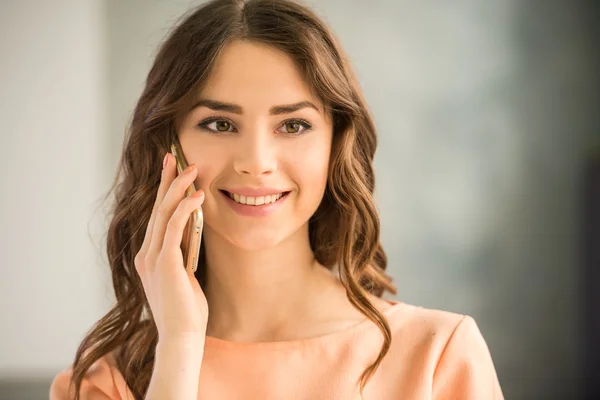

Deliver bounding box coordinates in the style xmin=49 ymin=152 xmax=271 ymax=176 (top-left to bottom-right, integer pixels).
xmin=68 ymin=0 xmax=397 ymax=398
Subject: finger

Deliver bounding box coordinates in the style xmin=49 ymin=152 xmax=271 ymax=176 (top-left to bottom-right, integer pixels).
xmin=163 ymin=190 xmax=205 ymax=256
xmin=148 ymin=164 xmax=198 ymax=261
xmin=133 ymin=253 xmax=149 ymax=291
xmin=140 ymin=152 xmax=177 ymax=255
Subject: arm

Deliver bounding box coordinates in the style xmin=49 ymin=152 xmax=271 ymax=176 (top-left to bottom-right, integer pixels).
xmin=432 ymin=315 xmax=504 ymax=400
xmin=145 ymin=336 xmax=205 ymax=400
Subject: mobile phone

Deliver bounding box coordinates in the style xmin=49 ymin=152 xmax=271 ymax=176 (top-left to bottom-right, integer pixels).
xmin=170 ymin=140 xmax=203 ymax=274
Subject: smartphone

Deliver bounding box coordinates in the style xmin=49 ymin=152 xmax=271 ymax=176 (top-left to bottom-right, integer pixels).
xmin=170 ymin=140 xmax=203 ymax=274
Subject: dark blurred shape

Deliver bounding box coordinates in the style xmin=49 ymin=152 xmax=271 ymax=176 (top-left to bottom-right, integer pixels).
xmin=585 ymin=155 xmax=600 ymax=399
xmin=583 ymin=0 xmax=600 ymax=397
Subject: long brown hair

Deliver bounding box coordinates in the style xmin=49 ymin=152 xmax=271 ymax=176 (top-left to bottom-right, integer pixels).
xmin=68 ymin=0 xmax=397 ymax=398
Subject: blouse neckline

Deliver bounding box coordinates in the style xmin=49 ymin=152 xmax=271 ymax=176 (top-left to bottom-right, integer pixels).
xmin=203 ymin=300 xmax=404 ymax=350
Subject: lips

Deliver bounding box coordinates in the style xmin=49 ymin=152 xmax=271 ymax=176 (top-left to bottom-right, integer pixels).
xmin=218 ymin=189 xmax=290 ymax=217
xmin=220 ymin=190 xmax=290 ymax=206
xmin=220 ymin=186 xmax=291 ymax=197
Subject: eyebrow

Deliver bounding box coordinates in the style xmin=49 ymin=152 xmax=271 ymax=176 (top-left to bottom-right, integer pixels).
xmin=189 ymin=99 xmax=320 ymax=115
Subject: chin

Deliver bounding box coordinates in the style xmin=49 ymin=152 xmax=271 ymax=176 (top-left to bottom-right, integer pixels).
xmin=226 ymin=230 xmax=288 ymax=251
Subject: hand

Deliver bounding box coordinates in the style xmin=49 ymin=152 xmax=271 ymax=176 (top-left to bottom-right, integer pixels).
xmin=134 ymin=152 xmax=208 ymax=342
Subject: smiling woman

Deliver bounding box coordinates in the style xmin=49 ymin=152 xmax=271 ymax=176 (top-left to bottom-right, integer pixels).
xmin=49 ymin=0 xmax=503 ymax=399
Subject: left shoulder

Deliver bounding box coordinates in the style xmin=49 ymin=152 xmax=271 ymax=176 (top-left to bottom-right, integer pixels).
xmin=384 ymin=301 xmax=475 ymax=347
xmin=382 ymin=301 xmax=504 ymax=399
xmin=382 ymin=301 xmax=498 ymax=375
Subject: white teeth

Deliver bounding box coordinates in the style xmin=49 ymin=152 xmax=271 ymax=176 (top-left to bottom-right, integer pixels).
xmin=227 ymin=192 xmax=284 ymax=206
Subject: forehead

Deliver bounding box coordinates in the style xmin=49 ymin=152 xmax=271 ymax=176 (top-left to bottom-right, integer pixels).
xmin=199 ymin=40 xmax=324 ymax=115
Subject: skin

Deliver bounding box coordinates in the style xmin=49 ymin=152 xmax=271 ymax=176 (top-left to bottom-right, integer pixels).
xmin=177 ymin=40 xmax=390 ymax=343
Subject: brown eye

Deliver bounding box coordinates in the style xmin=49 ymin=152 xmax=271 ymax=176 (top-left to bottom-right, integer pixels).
xmin=215 ymin=121 xmax=231 ymax=131
xmin=277 ymin=119 xmax=312 ymax=135
xmin=198 ymin=118 xmax=236 ymax=133
xmin=284 ymin=122 xmax=301 ymax=134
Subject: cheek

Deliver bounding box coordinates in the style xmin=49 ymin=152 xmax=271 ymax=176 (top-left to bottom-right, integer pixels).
xmin=287 ymin=138 xmax=331 ymax=199
xmin=189 ymin=152 xmax=223 ymax=193
xmin=193 ymin=164 xmax=216 ymax=190
xmin=192 ymin=163 xmax=221 ymax=224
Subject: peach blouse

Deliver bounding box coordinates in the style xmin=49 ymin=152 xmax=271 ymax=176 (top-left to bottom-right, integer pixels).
xmin=50 ymin=301 xmax=504 ymax=399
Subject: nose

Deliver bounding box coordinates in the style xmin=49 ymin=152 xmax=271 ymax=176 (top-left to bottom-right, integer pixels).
xmin=233 ymin=130 xmax=277 ymax=177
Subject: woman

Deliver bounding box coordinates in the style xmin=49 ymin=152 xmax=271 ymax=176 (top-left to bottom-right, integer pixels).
xmin=50 ymin=0 xmax=504 ymax=399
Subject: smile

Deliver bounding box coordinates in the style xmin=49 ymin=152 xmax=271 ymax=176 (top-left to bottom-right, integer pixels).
xmin=219 ymin=190 xmax=290 ymax=217
xmin=223 ymin=191 xmax=288 ymax=206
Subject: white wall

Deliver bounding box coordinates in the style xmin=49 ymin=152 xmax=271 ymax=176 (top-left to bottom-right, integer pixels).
xmin=0 ymin=0 xmax=112 ymax=377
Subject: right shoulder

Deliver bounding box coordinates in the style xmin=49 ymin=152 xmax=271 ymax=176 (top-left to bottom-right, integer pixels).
xmin=49 ymin=352 xmax=134 ymax=400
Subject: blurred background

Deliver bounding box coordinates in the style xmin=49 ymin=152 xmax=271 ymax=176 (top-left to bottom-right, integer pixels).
xmin=0 ymin=0 xmax=598 ymax=399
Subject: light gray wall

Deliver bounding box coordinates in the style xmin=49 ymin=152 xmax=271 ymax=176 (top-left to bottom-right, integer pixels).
xmin=0 ymin=0 xmax=112 ymax=378
xmin=1 ymin=1 xmax=595 ymax=399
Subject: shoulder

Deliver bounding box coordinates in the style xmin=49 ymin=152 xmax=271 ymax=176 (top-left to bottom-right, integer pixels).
xmin=50 ymin=368 xmax=73 ymax=400
xmin=382 ymin=301 xmax=497 ymax=373
xmin=49 ymin=352 xmax=133 ymax=400
xmin=382 ymin=301 xmax=504 ymax=398
xmin=386 ymin=301 xmax=472 ymax=345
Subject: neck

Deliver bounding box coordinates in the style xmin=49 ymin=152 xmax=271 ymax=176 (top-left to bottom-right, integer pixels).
xmin=202 ymin=223 xmax=339 ymax=341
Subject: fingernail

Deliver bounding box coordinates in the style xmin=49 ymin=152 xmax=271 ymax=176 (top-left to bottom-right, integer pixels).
xmin=162 ymin=153 xmax=169 ymax=169
xmin=191 ymin=189 xmax=204 ymax=198
xmin=184 ymin=163 xmax=196 ymax=174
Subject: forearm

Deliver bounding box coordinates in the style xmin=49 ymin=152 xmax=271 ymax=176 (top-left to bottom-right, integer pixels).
xmin=146 ymin=336 xmax=205 ymax=400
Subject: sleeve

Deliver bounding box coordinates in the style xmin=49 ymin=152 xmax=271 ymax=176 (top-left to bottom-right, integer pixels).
xmin=49 ymin=355 xmax=135 ymax=400
xmin=432 ymin=315 xmax=504 ymax=400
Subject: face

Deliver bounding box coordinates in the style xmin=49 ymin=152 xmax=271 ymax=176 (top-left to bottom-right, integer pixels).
xmin=177 ymin=41 xmax=333 ymax=251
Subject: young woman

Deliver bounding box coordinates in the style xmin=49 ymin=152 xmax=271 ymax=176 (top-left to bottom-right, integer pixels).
xmin=50 ymin=0 xmax=504 ymax=399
